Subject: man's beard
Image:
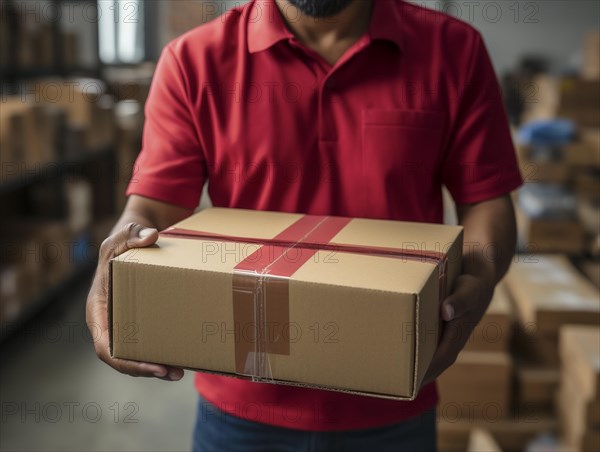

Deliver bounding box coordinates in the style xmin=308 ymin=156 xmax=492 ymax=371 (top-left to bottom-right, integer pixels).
xmin=286 ymin=0 xmax=355 ymax=17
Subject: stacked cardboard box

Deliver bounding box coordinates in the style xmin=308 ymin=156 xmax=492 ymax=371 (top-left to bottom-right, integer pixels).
xmin=523 ymin=75 xmax=600 ymax=128
xmin=438 ymin=285 xmax=524 ymax=450
xmin=466 ymin=428 xmax=502 ymax=452
xmin=0 ymin=97 xmax=66 ymax=183
xmin=504 ymin=255 xmax=600 ymax=429
xmin=557 ymin=326 xmax=600 ymax=451
xmin=439 ymin=416 xmax=557 ymax=452
xmin=437 ymin=283 xmax=514 ymax=407
xmin=34 ymin=79 xmax=116 ymax=152
xmin=0 ymin=2 xmax=80 ymax=71
xmin=513 ymin=130 xmax=587 ymax=255
xmin=582 ymin=32 xmax=600 ymax=81
xmin=505 ymin=255 xmax=600 ymax=366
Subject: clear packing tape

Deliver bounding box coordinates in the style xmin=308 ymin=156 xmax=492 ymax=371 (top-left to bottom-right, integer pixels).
xmin=161 ymin=214 xmax=448 ymax=382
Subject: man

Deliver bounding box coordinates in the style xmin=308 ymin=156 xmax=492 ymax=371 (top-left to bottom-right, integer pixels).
xmin=87 ymin=0 xmax=522 ymax=450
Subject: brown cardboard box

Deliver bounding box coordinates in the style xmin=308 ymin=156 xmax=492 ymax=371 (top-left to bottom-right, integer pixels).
xmin=573 ymin=170 xmax=600 ymax=201
xmin=464 ymin=283 xmax=512 ymax=352
xmin=560 ymin=326 xmax=600 ymax=402
xmin=557 ymin=369 xmax=600 ymax=435
xmin=516 ymin=366 xmax=560 ymax=411
xmin=519 ymin=160 xmax=569 ymax=184
xmin=0 ymin=97 xmax=33 ymax=168
xmin=565 ymin=129 xmax=600 ymax=168
xmin=515 ymin=206 xmax=585 ymax=254
xmin=61 ymin=31 xmax=78 ymax=68
xmin=512 ymin=326 xmax=560 ymax=367
xmin=514 ymin=142 xmax=570 ymax=184
xmin=34 ymin=79 xmax=116 ymax=150
xmin=466 ymin=429 xmax=501 ymax=452
xmin=110 ymin=208 xmax=463 ymax=399
xmin=580 ymin=260 xmax=600 ymax=288
xmin=438 ymin=351 xmax=512 ymax=419
xmin=505 ymin=256 xmax=600 ymax=338
xmin=577 ymin=199 xmax=600 ymax=235
xmin=558 ymin=326 xmax=600 ymax=451
xmin=526 ymin=76 xmax=600 ymax=127
xmin=582 ymin=32 xmax=600 ymax=81
xmin=438 ymin=417 xmax=557 ymax=452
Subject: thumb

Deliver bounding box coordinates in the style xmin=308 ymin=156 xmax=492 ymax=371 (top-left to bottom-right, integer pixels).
xmin=130 ymin=226 xmax=159 ymax=247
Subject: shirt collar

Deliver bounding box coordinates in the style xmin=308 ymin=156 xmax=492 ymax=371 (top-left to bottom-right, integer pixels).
xmin=247 ymin=0 xmax=404 ymax=54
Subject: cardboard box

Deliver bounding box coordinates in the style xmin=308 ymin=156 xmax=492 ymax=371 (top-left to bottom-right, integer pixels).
xmin=516 ymin=366 xmax=560 ymax=411
xmin=505 ymin=256 xmax=600 ymax=338
xmin=110 ymin=208 xmax=463 ymax=399
xmin=560 ymin=326 xmax=600 ymax=402
xmin=557 ymin=356 xmax=600 ymax=451
xmin=512 ymin=326 xmax=560 ymax=367
xmin=437 ymin=351 xmax=512 ymax=419
xmin=582 ymin=32 xmax=600 ymax=81
xmin=519 ymin=160 xmax=569 ymax=184
xmin=565 ymin=129 xmax=600 ymax=168
xmin=573 ymin=170 xmax=600 ymax=201
xmin=580 ymin=260 xmax=600 ymax=288
xmin=526 ymin=76 xmax=600 ymax=127
xmin=516 ymin=206 xmax=585 ymax=254
xmin=577 ymin=199 xmax=600 ymax=235
xmin=466 ymin=429 xmax=501 ymax=452
xmin=557 ymin=369 xmax=600 ymax=434
xmin=438 ymin=417 xmax=557 ymax=452
xmin=464 ymin=283 xmax=512 ymax=352
xmin=34 ymin=79 xmax=116 ymax=150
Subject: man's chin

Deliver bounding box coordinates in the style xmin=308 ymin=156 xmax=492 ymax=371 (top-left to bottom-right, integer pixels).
xmin=286 ymin=0 xmax=355 ymax=18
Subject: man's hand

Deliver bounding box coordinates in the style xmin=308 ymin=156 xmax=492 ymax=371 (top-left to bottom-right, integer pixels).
xmin=86 ymin=196 xmax=192 ymax=381
xmin=421 ymin=274 xmax=494 ymax=386
xmin=422 ymin=195 xmax=517 ymax=387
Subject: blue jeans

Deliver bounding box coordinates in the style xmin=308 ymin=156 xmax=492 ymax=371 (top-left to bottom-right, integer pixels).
xmin=192 ymin=396 xmax=437 ymax=452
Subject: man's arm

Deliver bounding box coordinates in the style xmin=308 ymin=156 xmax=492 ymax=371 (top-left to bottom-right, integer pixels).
xmin=86 ymin=195 xmax=193 ymax=380
xmin=423 ymin=194 xmax=517 ymax=385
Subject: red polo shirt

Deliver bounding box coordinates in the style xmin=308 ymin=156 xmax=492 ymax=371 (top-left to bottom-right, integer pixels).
xmin=127 ymin=0 xmax=522 ymax=431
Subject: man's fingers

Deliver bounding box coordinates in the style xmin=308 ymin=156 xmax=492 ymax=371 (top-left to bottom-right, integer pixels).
xmin=95 ymin=341 xmax=183 ymax=380
xmin=440 ymin=274 xmax=483 ymax=321
xmin=100 ymin=223 xmax=159 ymax=261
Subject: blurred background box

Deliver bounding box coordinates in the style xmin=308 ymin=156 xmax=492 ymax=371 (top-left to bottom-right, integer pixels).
xmin=504 ymin=256 xmax=600 ymax=364
xmin=438 ymin=351 xmax=512 ymax=419
xmin=33 ymin=78 xmax=116 ymax=151
xmin=516 ymin=366 xmax=560 ymax=413
xmin=582 ymin=32 xmax=600 ymax=80
xmin=515 ymin=203 xmax=585 ymax=254
xmin=438 ymin=416 xmax=557 ymax=452
xmin=557 ymin=326 xmax=600 ymax=451
xmin=466 ymin=429 xmax=501 ymax=452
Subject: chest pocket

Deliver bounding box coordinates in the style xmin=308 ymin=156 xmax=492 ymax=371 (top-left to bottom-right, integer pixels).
xmin=362 ymin=109 xmax=446 ymax=180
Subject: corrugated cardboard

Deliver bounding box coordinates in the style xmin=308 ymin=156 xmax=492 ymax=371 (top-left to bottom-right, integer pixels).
xmin=437 ymin=351 xmax=512 ymax=419
xmin=464 ymin=283 xmax=512 ymax=352
xmin=505 ymin=256 xmax=600 ymax=337
xmin=110 ymin=208 xmax=463 ymax=400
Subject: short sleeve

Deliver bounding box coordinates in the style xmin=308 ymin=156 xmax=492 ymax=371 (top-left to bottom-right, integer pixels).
xmin=126 ymin=45 xmax=206 ymax=210
xmin=441 ymin=33 xmax=523 ymax=204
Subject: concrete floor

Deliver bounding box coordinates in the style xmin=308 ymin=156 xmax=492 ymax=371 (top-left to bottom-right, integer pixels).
xmin=0 ymin=278 xmax=197 ymax=452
